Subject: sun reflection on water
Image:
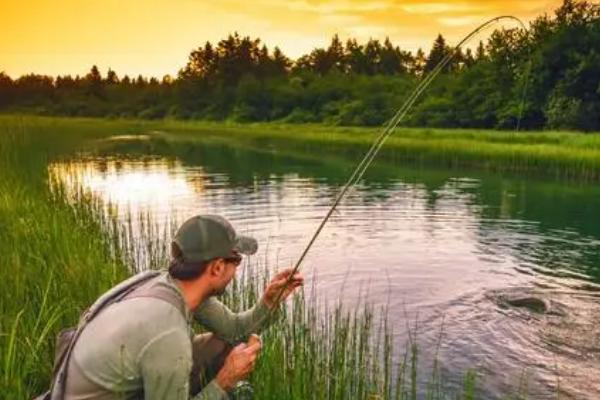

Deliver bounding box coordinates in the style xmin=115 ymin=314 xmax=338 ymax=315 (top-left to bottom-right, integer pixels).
xmin=49 ymin=158 xmax=200 ymax=210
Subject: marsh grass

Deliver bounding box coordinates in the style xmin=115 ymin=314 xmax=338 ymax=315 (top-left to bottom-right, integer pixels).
xmin=154 ymin=120 xmax=600 ymax=182
xmin=0 ymin=115 xmax=548 ymax=399
xmin=0 ymin=117 xmax=135 ymax=397
xmin=6 ymin=114 xmax=600 ymax=182
xmin=221 ymin=263 xmax=474 ymax=400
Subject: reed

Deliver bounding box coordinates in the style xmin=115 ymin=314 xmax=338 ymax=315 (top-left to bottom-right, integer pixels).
xmin=0 ymin=116 xmax=135 ymax=397
xmin=4 ymin=114 xmax=600 ymax=181
xmin=156 ymin=120 xmax=600 ymax=182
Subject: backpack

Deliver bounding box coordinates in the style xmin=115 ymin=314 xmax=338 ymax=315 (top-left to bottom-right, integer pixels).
xmin=35 ymin=270 xmax=186 ymax=400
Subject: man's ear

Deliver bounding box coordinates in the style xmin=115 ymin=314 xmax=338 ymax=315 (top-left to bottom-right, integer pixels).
xmin=208 ymin=258 xmax=224 ymax=277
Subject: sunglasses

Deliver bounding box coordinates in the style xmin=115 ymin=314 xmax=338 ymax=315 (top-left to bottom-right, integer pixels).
xmin=223 ymin=253 xmax=242 ymax=266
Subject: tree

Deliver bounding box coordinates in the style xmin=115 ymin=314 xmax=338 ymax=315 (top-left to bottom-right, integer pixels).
xmin=326 ymin=34 xmax=345 ymax=72
xmin=310 ymin=48 xmax=332 ymax=75
xmin=86 ymin=65 xmax=102 ymax=83
xmin=555 ymin=0 xmax=599 ymax=26
xmin=182 ymin=41 xmax=217 ymax=79
xmin=364 ymin=39 xmax=382 ymax=75
xmin=412 ymin=48 xmax=426 ymax=75
xmin=85 ymin=65 xmax=103 ymax=97
xmin=106 ymin=68 xmax=119 ymax=84
xmin=213 ymin=33 xmax=261 ymax=84
xmin=379 ymin=37 xmax=403 ymax=75
xmin=424 ymin=34 xmax=453 ymax=74
xmin=475 ymin=41 xmax=486 ymax=61
xmin=134 ymin=75 xmax=147 ymax=86
xmin=0 ymin=72 xmax=14 ymax=107
xmin=345 ymin=39 xmax=369 ymax=74
xmin=510 ymin=0 xmax=600 ymax=130
xmin=55 ymin=75 xmax=77 ymax=90
xmin=14 ymin=74 xmax=54 ymax=104
xmin=296 ymin=35 xmax=347 ymax=75
xmin=271 ymin=47 xmax=291 ymax=75
xmin=463 ymin=48 xmax=476 ymax=68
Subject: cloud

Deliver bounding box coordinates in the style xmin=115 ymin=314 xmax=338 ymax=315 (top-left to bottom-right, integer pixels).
xmin=438 ymin=15 xmax=495 ymax=27
xmin=287 ymin=0 xmax=393 ymax=13
xmin=401 ymin=3 xmax=483 ymax=14
xmin=197 ymin=0 xmax=562 ymax=57
xmin=1 ymin=0 xmax=564 ymax=77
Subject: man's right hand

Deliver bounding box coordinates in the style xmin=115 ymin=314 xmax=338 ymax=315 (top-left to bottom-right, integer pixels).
xmin=215 ymin=338 xmax=261 ymax=392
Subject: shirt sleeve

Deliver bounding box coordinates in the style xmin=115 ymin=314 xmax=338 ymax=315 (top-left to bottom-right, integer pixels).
xmin=193 ymin=298 xmax=272 ymax=344
xmin=139 ymin=328 xmax=228 ymax=400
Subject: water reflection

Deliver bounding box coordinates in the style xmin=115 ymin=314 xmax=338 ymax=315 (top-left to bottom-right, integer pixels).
xmin=49 ymin=138 xmax=600 ymax=399
xmin=51 ymin=158 xmax=198 ymax=209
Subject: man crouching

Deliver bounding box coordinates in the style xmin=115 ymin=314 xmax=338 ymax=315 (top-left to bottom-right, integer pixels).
xmin=63 ymin=214 xmax=303 ymax=399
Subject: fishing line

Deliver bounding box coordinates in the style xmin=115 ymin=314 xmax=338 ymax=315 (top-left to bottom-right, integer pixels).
xmin=256 ymin=15 xmax=530 ymax=330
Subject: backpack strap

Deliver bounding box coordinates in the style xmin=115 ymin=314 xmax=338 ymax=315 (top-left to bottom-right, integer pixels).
xmin=83 ymin=270 xmax=163 ymax=322
xmin=123 ymin=278 xmax=187 ymax=318
xmin=50 ymin=270 xmax=162 ymax=400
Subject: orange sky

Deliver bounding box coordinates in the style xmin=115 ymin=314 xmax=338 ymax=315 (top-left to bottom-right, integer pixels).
xmin=1 ymin=0 xmax=564 ymax=79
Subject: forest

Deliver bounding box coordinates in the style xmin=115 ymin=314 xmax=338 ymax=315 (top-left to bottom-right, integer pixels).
xmin=0 ymin=0 xmax=598 ymax=131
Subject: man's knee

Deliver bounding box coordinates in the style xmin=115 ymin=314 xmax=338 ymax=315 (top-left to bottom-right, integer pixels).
xmin=190 ymin=333 xmax=232 ymax=394
xmin=192 ymin=333 xmax=231 ymax=365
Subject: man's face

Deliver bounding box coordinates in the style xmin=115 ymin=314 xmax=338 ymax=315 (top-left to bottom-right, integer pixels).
xmin=211 ymin=253 xmax=242 ymax=296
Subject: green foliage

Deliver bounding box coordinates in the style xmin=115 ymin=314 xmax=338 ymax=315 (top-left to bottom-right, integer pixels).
xmin=281 ymin=108 xmax=318 ymax=123
xmin=408 ymin=97 xmax=457 ymax=128
xmin=545 ymin=92 xmax=583 ymax=129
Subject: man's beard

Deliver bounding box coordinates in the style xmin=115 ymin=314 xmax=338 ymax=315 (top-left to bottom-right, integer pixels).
xmin=211 ymin=285 xmax=227 ymax=297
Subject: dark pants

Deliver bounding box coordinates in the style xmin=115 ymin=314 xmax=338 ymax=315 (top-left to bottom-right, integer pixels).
xmin=190 ymin=333 xmax=232 ymax=396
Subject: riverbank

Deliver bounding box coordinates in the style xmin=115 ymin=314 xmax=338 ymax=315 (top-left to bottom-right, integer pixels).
xmin=157 ymin=119 xmax=600 ymax=182
xmin=8 ymin=114 xmax=600 ymax=182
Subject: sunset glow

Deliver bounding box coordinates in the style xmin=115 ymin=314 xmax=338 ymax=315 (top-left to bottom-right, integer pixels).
xmin=1 ymin=0 xmax=563 ymax=78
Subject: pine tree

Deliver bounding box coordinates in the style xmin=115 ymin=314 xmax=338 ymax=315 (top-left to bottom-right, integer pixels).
xmin=272 ymin=47 xmax=291 ymax=75
xmin=85 ymin=65 xmax=103 ymax=97
xmin=475 ymin=41 xmax=486 ymax=61
xmin=424 ymin=34 xmax=452 ymax=73
xmin=413 ymin=48 xmax=426 ymax=75
xmin=106 ymin=68 xmax=119 ymax=84
xmin=327 ymin=34 xmax=345 ymax=72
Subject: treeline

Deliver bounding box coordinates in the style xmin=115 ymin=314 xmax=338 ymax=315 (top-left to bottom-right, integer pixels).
xmin=0 ymin=0 xmax=598 ymax=131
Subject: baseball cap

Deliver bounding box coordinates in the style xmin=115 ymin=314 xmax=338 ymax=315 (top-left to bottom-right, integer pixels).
xmin=172 ymin=215 xmax=258 ymax=264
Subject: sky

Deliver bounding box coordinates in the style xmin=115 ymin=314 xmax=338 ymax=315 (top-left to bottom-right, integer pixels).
xmin=1 ymin=0 xmax=564 ymax=79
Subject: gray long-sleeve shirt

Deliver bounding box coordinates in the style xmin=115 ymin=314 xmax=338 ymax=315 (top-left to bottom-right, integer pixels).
xmin=64 ymin=271 xmax=270 ymax=400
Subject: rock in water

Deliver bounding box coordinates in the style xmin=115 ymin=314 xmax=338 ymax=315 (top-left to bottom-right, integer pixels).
xmin=504 ymin=296 xmax=548 ymax=313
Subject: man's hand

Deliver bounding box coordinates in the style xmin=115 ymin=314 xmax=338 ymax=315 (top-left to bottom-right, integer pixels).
xmin=261 ymin=268 xmax=304 ymax=310
xmin=215 ymin=336 xmax=261 ymax=392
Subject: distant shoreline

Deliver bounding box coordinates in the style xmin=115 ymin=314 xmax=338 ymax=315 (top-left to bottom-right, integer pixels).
xmin=6 ymin=114 xmax=596 ymax=182
xmin=3 ymin=114 xmax=600 ymax=182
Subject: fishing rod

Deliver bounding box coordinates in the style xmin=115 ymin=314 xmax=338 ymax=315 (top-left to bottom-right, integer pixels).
xmin=262 ymin=15 xmax=530 ymax=324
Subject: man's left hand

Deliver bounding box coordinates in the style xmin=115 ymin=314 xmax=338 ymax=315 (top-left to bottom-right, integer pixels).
xmin=261 ymin=268 xmax=304 ymax=309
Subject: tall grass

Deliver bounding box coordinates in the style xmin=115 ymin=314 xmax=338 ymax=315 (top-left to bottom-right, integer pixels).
xmin=5 ymin=114 xmax=600 ymax=182
xmin=0 ymin=116 xmax=135 ymax=397
xmin=154 ymin=120 xmax=600 ymax=182
xmin=0 ymin=115 xmax=545 ymax=399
